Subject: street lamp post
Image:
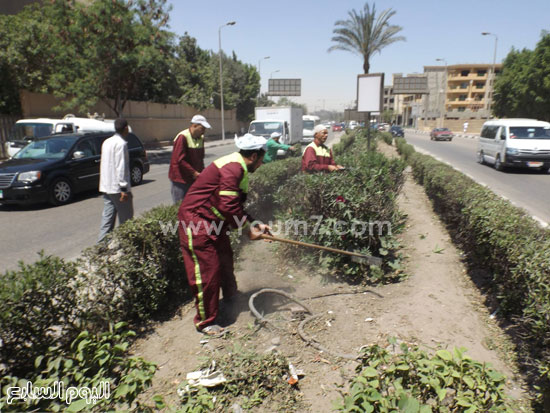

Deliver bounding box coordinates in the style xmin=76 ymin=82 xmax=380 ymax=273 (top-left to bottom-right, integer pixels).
xmin=219 ymin=21 xmax=236 ymax=140
xmin=482 ymin=32 xmax=498 ymax=119
xmin=436 ymin=58 xmax=448 ymax=128
xmin=257 ymin=56 xmax=270 ymax=96
xmin=270 ymin=70 xmax=280 ymax=79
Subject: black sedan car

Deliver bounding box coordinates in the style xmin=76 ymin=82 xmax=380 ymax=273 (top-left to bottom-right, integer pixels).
xmin=0 ymin=132 xmax=149 ymax=206
xmin=390 ymin=125 xmax=404 ymax=137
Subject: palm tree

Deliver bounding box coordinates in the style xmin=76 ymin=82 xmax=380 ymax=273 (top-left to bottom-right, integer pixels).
xmin=328 ymin=3 xmax=405 ymax=74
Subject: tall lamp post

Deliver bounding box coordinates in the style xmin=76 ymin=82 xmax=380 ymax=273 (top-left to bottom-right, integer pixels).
xmin=270 ymin=70 xmax=280 ymax=79
xmin=436 ymin=58 xmax=447 ymax=128
xmin=257 ymin=56 xmax=270 ymax=96
xmin=481 ymin=32 xmax=498 ymax=119
xmin=219 ymin=21 xmax=236 ymax=140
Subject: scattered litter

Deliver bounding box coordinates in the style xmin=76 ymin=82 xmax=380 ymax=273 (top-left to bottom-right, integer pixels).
xmin=327 ymin=310 xmax=334 ymax=314
xmin=199 ymin=339 xmax=209 ymax=345
xmin=490 ymin=308 xmax=499 ymax=319
xmin=287 ymin=363 xmax=299 ymax=385
xmin=365 ymin=317 xmax=374 ymax=322
xmin=271 ymin=336 xmax=281 ymax=346
xmin=232 ymin=403 xmax=243 ymax=413
xmin=186 ymin=361 xmax=227 ymax=388
xmin=325 ymin=320 xmax=332 ymax=327
xmin=288 ymin=274 xmax=294 ymax=279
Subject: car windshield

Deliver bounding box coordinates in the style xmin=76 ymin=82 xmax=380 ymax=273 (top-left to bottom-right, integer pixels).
xmin=10 ymin=123 xmax=53 ymax=140
xmin=249 ymin=121 xmax=283 ymax=136
xmin=14 ymin=137 xmax=75 ymax=160
xmin=509 ymin=127 xmax=550 ymax=139
xmin=303 ymin=120 xmax=315 ymax=130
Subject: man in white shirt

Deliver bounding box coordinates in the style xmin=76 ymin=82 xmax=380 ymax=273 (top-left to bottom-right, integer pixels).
xmin=97 ymin=118 xmax=134 ymax=242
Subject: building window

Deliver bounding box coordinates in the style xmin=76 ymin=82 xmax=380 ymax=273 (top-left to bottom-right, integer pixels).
xmin=461 ymin=70 xmax=469 ymax=76
xmin=475 ymin=82 xmax=484 ymax=89
xmin=458 ymin=107 xmax=466 ymax=112
xmin=477 ymin=70 xmax=487 ymax=76
xmin=460 ymin=82 xmax=468 ymax=89
xmin=459 ymin=95 xmax=467 ymax=101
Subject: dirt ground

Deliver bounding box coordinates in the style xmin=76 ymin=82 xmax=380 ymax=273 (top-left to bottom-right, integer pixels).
xmin=132 ymin=141 xmax=529 ymax=411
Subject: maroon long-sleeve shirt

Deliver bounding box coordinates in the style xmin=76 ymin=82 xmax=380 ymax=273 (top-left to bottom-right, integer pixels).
xmin=301 ymin=141 xmax=336 ymax=172
xmin=168 ymin=129 xmax=205 ymax=184
xmin=178 ymin=152 xmax=255 ymax=232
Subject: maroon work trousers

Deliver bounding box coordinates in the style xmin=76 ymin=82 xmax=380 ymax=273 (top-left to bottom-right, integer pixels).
xmin=178 ymin=215 xmax=237 ymax=330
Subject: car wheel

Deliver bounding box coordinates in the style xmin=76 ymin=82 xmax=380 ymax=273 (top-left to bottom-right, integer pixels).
xmin=495 ymin=155 xmax=505 ymax=171
xmin=49 ymin=177 xmax=73 ymax=206
xmin=131 ymin=164 xmax=143 ymax=186
xmin=477 ymin=151 xmax=486 ymax=165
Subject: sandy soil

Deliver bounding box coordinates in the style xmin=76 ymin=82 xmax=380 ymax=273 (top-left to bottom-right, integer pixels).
xmin=132 ymin=141 xmax=528 ymax=411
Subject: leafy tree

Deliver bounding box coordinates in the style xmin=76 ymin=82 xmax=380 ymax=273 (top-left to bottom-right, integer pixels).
xmin=256 ymin=93 xmax=275 ymax=107
xmin=382 ymin=109 xmax=394 ymax=123
xmin=328 ymin=2 xmax=405 ymax=74
xmin=172 ymin=33 xmax=216 ymax=110
xmin=493 ymin=31 xmax=550 ymax=121
xmin=276 ymin=97 xmax=308 ymax=114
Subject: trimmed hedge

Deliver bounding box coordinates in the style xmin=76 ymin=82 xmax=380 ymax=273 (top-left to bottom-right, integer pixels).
xmin=393 ymin=136 xmax=550 ymax=408
xmin=275 ymin=134 xmax=406 ymax=282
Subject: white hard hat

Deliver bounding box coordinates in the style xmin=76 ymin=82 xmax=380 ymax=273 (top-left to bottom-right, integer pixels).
xmin=191 ymin=114 xmax=211 ymax=129
xmin=270 ymin=132 xmax=282 ymax=139
xmin=313 ymin=124 xmax=327 ymax=134
xmin=235 ymin=133 xmax=267 ymax=150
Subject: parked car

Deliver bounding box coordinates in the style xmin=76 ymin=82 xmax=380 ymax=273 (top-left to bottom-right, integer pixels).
xmin=477 ymin=118 xmax=550 ymax=172
xmin=0 ymin=131 xmax=150 ymax=206
xmin=430 ymin=128 xmax=454 ymax=141
xmin=349 ymin=120 xmax=359 ymax=130
xmin=377 ymin=123 xmax=390 ymax=132
xmin=332 ymin=123 xmax=344 ymax=132
xmin=390 ymin=126 xmax=404 ymax=137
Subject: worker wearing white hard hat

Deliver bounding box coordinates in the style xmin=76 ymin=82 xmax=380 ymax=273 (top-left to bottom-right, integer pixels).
xmin=302 ymin=124 xmax=344 ymax=172
xmin=263 ymin=131 xmax=296 ymax=163
xmin=177 ymin=133 xmax=271 ymax=336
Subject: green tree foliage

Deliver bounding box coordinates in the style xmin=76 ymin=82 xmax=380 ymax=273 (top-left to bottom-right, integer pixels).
xmin=328 ymin=2 xmax=405 ymax=74
xmin=276 ymin=97 xmax=308 ymax=114
xmin=0 ymin=0 xmax=260 ymax=120
xmin=256 ymin=93 xmax=276 ymax=107
xmin=494 ymin=31 xmax=550 ymax=121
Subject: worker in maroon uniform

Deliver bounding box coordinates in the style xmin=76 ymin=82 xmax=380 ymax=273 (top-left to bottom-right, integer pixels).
xmin=168 ymin=115 xmax=211 ymax=204
xmin=178 ymin=134 xmax=271 ymax=336
xmin=301 ymin=124 xmax=344 ymax=173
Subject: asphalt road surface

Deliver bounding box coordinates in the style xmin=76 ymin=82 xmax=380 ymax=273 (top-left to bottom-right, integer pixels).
xmin=404 ymin=129 xmax=550 ymax=226
xmin=0 ymin=132 xmax=342 ymax=274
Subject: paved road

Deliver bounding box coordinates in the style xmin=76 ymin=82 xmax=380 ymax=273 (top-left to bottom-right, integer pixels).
xmin=404 ymin=129 xmax=550 ymax=226
xmin=0 ymin=131 xmax=342 ymax=274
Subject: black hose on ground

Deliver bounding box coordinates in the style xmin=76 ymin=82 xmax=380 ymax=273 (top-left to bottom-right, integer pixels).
xmin=248 ymin=288 xmax=360 ymax=361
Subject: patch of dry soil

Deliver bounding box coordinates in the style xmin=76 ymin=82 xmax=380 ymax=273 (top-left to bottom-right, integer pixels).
xmin=132 ymin=142 xmax=527 ymax=411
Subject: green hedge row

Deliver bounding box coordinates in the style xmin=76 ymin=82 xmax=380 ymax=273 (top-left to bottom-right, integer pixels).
xmin=275 ymin=133 xmax=406 ymax=282
xmin=394 ymin=136 xmax=550 ymax=408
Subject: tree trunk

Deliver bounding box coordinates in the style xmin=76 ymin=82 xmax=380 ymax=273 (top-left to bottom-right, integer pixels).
xmin=363 ymin=58 xmax=370 ymax=74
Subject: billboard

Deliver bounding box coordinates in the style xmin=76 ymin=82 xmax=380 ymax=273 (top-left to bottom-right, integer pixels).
xmin=393 ymin=76 xmax=428 ymax=94
xmin=357 ymin=73 xmax=384 ymax=113
xmin=268 ymin=79 xmax=301 ymax=96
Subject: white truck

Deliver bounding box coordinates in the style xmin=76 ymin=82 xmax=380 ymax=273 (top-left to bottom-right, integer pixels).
xmin=248 ymin=107 xmax=303 ymax=150
xmin=5 ymin=114 xmax=117 ymax=157
xmin=302 ymin=115 xmax=320 ymax=143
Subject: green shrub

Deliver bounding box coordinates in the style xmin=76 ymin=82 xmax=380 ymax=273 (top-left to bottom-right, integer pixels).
xmin=275 ymin=147 xmax=406 ymax=282
xmin=380 ymin=131 xmax=393 ymax=145
xmin=335 ymin=339 xmax=516 ymax=412
xmin=0 ymin=254 xmax=83 ymax=376
xmin=333 ymin=130 xmax=358 ymax=156
xmin=0 ymin=322 xmax=157 ymax=412
xmin=78 ymin=204 xmax=188 ymax=328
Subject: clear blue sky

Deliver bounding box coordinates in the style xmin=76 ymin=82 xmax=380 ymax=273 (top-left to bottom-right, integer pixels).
xmin=166 ymin=0 xmax=550 ymax=112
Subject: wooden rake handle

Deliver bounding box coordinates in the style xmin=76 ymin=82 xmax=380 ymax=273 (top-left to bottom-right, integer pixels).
xmin=259 ymin=234 xmax=382 ymax=266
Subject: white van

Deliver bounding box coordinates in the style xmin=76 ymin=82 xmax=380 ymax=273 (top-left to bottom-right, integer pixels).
xmin=477 ymin=118 xmax=550 ymax=172
xmin=5 ymin=115 xmax=116 ymax=157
